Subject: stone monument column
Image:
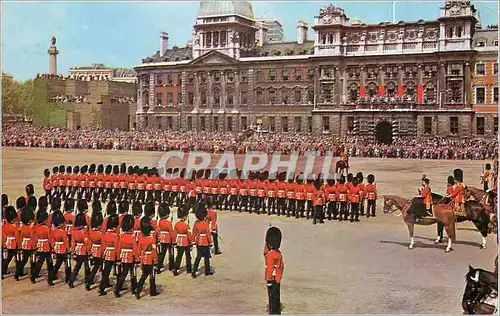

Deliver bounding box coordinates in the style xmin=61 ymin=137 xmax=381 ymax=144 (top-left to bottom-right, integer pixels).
xmin=48 ymin=36 xmax=59 ymax=75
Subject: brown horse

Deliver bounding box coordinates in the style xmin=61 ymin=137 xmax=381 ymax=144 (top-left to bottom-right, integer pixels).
xmin=335 ymin=160 xmax=349 ymax=175
xmin=383 ymin=194 xmax=456 ymax=252
xmin=465 ymin=186 xmax=491 ymax=212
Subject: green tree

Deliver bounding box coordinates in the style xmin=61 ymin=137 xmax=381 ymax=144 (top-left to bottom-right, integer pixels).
xmin=1 ymin=73 xmax=21 ymax=115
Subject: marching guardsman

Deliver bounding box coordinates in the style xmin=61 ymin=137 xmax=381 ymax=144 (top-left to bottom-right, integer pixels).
xmin=219 ymin=172 xmax=229 ymax=210
xmin=65 ymin=166 xmax=73 ymax=200
xmin=171 ymin=168 xmax=181 ymax=206
xmin=132 ymin=202 xmax=142 ymax=239
xmin=228 ymin=170 xmax=240 ymax=211
xmin=49 ymin=210 xmax=71 ymax=285
xmin=92 ymin=200 xmax=102 ymax=215
xmin=187 ymin=178 xmax=197 ymax=210
xmin=191 ymin=203 xmax=214 ymax=278
xmin=127 ymin=166 xmax=137 ymax=202
xmin=157 ymin=202 xmax=176 ymax=272
xmin=145 ymin=167 xmax=155 ymax=202
xmin=179 ymin=168 xmax=189 ymax=206
xmin=264 ymin=226 xmax=284 ymax=315
xmin=419 ymin=176 xmax=433 ymax=217
xmin=143 ymin=202 xmax=157 ymax=234
xmin=449 ymin=169 xmax=465 ymax=216
xmin=173 ymin=205 xmax=192 ymax=276
xmin=69 ymin=166 xmax=79 ymax=199
xmin=482 ymin=163 xmax=493 ymax=192
xmin=324 ymin=178 xmax=337 ymax=220
xmin=136 ymin=167 xmax=146 ymax=203
xmin=99 ymin=213 xmax=119 ymax=296
xmin=118 ymin=200 xmax=129 ymax=228
xmin=119 ymin=163 xmax=128 ymax=201
xmin=337 ymin=175 xmax=349 ymax=221
xmin=87 ymin=164 xmax=97 ymax=202
xmin=257 ymin=172 xmax=268 ymax=214
xmin=68 ymin=213 xmax=90 ymax=289
xmin=103 ymin=165 xmax=113 ymax=202
xmin=77 ymin=199 xmax=91 ymax=231
xmin=207 ymin=207 xmax=222 ymax=255
xmin=47 ymin=197 xmax=62 ymax=232
xmin=305 ymin=177 xmax=315 ymax=219
xmin=51 ymin=166 xmax=59 ymax=198
xmin=63 ymin=199 xmax=75 ymax=244
xmin=276 ymin=172 xmax=287 ymax=216
xmin=249 ymin=172 xmax=259 ymax=213
xmin=136 ymin=217 xmax=159 ymax=299
xmin=2 ymin=206 xmax=19 ymax=279
xmin=26 ymin=183 xmax=35 ymax=203
xmin=102 ymin=201 xmax=118 ymax=234
xmin=194 ymin=169 xmax=204 ymax=204
xmin=31 ymin=209 xmax=53 ymax=284
xmin=43 ymin=168 xmax=52 ymax=201
xmin=238 ymin=171 xmax=249 ymax=212
xmin=96 ymin=164 xmax=105 ymax=201
xmin=294 ymin=174 xmax=306 ymax=219
xmin=115 ymin=214 xmax=139 ymax=298
xmin=111 ymin=165 xmax=121 ymax=201
xmin=313 ymin=179 xmax=325 ymax=225
xmin=78 ymin=165 xmax=88 ymax=201
xmin=365 ymin=174 xmax=377 ymax=217
xmin=348 ymin=177 xmax=361 ymax=222
xmin=153 ymin=168 xmax=163 ymax=203
xmin=356 ymin=172 xmax=366 ymax=216
xmin=286 ymin=176 xmax=296 ymax=218
xmin=16 ymin=208 xmax=36 ymax=280
xmin=16 ymin=196 xmax=27 ymax=224
xmin=87 ymin=211 xmax=104 ymax=291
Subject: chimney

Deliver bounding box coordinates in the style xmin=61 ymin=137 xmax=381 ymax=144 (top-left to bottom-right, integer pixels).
xmin=256 ymin=20 xmax=268 ymax=47
xmin=297 ymin=20 xmax=308 ymax=44
xmin=160 ymin=31 xmax=169 ymax=57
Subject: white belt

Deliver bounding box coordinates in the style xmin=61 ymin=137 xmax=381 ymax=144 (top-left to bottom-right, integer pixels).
xmin=199 ymin=234 xmax=207 ymax=236
xmin=121 ymin=248 xmax=133 ymax=252
xmin=55 ymin=242 xmax=64 ymax=245
xmin=177 ymin=234 xmax=187 ymax=237
xmin=145 ymin=251 xmax=152 ymax=254
xmin=76 ymin=242 xmax=85 ymax=246
xmin=38 ymin=239 xmax=48 ymax=242
xmin=105 ymin=247 xmax=114 ymax=250
xmin=22 ymin=237 xmax=30 ymax=241
xmin=7 ymin=237 xmax=16 ymax=239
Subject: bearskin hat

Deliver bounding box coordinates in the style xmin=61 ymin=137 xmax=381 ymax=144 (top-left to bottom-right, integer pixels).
xmin=338 ymin=175 xmax=346 ymax=185
xmin=52 ymin=166 xmax=59 ymax=174
xmin=118 ymin=200 xmax=129 ymax=215
xmin=5 ymin=206 xmax=17 ymax=223
xmin=140 ymin=217 xmax=153 ymax=236
xmin=204 ymin=169 xmax=211 ymax=180
xmin=346 ymin=173 xmax=353 ymax=183
xmin=316 ymin=173 xmax=324 ymax=182
xmin=367 ymin=174 xmax=375 ymax=184
xmin=132 ymin=201 xmax=143 ymax=217
xmin=173 ymin=167 xmax=180 ymax=177
xmin=152 ymin=167 xmax=159 ymax=177
xmin=92 ymin=200 xmax=102 ymax=213
xmin=97 ymin=164 xmax=104 ymax=174
xmin=52 ymin=210 xmax=65 ymax=227
xmin=51 ymin=196 xmax=61 ymax=211
xmin=89 ymin=164 xmax=96 ymax=174
xmin=36 ymin=209 xmax=49 ymax=225
xmin=195 ymin=203 xmax=207 ymax=221
xmin=121 ymin=214 xmax=134 ymax=232
xmin=327 ymin=178 xmax=335 ymax=186
xmin=21 ymin=208 xmax=34 ymax=225
xmin=158 ymin=202 xmax=170 ymax=218
xmin=352 ymin=177 xmax=359 ymax=186
xmin=296 ymin=173 xmax=303 ymax=184
xmin=16 ymin=196 xmax=26 ymax=210
xmin=356 ymin=172 xmax=364 ymax=182
xmin=44 ymin=169 xmax=50 ymax=178
xmin=74 ymin=213 xmax=87 ymax=228
xmin=265 ymin=226 xmax=282 ymax=250
xmin=314 ymin=179 xmax=323 ymax=190
xmin=486 ymin=163 xmax=491 ymax=170
xmin=236 ymin=169 xmax=243 ymax=180
xmin=105 ymin=165 xmax=112 ymax=175
xmin=144 ymin=201 xmax=155 ymax=219
xmin=27 ymin=196 xmax=37 ymax=210
xmin=106 ymin=201 xmax=117 ymax=216
xmin=190 ymin=170 xmax=196 ymax=181
xmin=137 ymin=167 xmax=143 ymax=176
xmin=77 ymin=199 xmax=88 ymax=213
xmin=113 ymin=165 xmax=119 ymax=175
xmin=196 ymin=169 xmax=204 ymax=179
xmin=447 ymin=175 xmax=455 ymax=185
xmin=2 ymin=194 xmax=8 ymax=208
xmin=120 ymin=163 xmax=127 ymax=174
xmin=59 ymin=165 xmax=65 ymax=173
xmin=127 ymin=166 xmax=134 ymax=175
xmin=134 ymin=165 xmax=139 ymax=175
xmin=64 ymin=198 xmax=75 ymax=212
xmin=453 ymin=169 xmax=463 ymax=182
xmin=278 ymin=171 xmax=287 ymax=182
xmin=81 ymin=165 xmax=88 ymax=174
xmin=177 ymin=204 xmax=189 ymax=219
xmin=73 ymin=166 xmax=80 ymax=174
xmin=179 ymin=168 xmax=186 ymax=179
xmin=91 ymin=211 xmax=103 ymax=229
xmin=142 ymin=166 xmax=149 ymax=176
xmin=66 ymin=166 xmax=72 ymax=174
xmin=38 ymin=196 xmax=48 ymax=211
xmin=260 ymin=171 xmax=269 ymax=182
xmin=106 ymin=214 xmax=119 ymax=231
xmin=25 ymin=184 xmax=35 ymax=197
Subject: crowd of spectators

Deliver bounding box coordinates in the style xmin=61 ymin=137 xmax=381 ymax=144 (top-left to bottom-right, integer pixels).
xmin=3 ymin=123 xmax=497 ymax=160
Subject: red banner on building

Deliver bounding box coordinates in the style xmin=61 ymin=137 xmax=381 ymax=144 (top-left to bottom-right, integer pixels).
xmin=378 ymin=85 xmax=384 ymax=97
xmin=417 ymin=84 xmax=423 ymax=104
xmin=359 ymin=85 xmax=366 ymax=97
xmin=397 ymin=84 xmax=404 ymax=96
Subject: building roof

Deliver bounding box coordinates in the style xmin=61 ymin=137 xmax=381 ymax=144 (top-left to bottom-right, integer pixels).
xmin=143 ymin=45 xmax=193 ymax=63
xmin=257 ymin=40 xmax=315 ymax=56
xmin=112 ymin=68 xmax=137 ymax=78
xmin=198 ymin=1 xmax=254 ymax=19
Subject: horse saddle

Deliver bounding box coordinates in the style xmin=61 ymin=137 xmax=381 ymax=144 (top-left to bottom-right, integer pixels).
xmin=451 ymin=203 xmax=466 ymax=217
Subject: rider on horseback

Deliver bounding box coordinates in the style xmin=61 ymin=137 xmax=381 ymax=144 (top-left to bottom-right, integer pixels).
xmin=420 ymin=176 xmax=433 ymax=217
xmin=448 ymin=169 xmax=465 ymax=216
xmin=481 ymin=163 xmax=493 ymax=192
xmin=412 ymin=175 xmax=433 ymax=221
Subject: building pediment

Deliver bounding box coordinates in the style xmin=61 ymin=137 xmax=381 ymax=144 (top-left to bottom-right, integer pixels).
xmin=188 ymin=50 xmax=238 ymax=66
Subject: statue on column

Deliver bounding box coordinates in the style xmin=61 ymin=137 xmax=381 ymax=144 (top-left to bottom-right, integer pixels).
xmin=51 ymin=36 xmax=56 ymax=46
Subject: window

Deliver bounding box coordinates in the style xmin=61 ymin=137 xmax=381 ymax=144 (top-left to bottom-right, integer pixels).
xmin=214 ymin=90 xmax=220 ymax=106
xmin=295 ymin=69 xmax=302 ymax=81
xmin=213 ymin=116 xmax=219 ymax=131
xmin=167 ymin=116 xmax=173 ymax=130
xmin=283 ymin=69 xmax=289 ymax=81
xmin=456 ymin=26 xmax=462 ymax=37
xmin=241 ymin=91 xmax=247 ymax=105
xmin=449 ymin=82 xmax=463 ymax=103
xmin=201 ymin=91 xmax=207 ymax=106
xmin=256 ymin=90 xmax=263 ymax=104
xmin=178 ymin=92 xmax=182 ymax=105
xmin=269 ymin=89 xmax=276 ymax=104
xmin=494 ymin=117 xmax=498 ymax=133
xmin=295 ymin=90 xmax=302 ymax=103
xmin=167 ymin=74 xmax=173 ymax=85
xmin=227 ymin=90 xmax=234 ymax=106
xmin=241 ymin=71 xmax=248 ymax=83
xmin=323 ymin=116 xmax=330 ymax=131
xmin=188 ymin=92 xmax=194 ymax=105
xmin=200 ymin=117 xmax=206 ymax=131
xmin=187 ymin=116 xmax=192 ymax=130
xmin=495 ymin=40 xmax=499 ymax=47
xmin=227 ymin=72 xmax=234 ymax=83
xmin=178 ymin=75 xmax=182 ymax=86
xmin=494 ymin=87 xmax=498 ymax=103
xmin=308 ymin=69 xmax=314 ymax=80
xmin=188 ymin=73 xmax=194 ymax=84
xmin=295 ymin=117 xmax=301 ymax=132
xmin=269 ymin=117 xmax=275 ymax=132
xmin=476 ymin=63 xmax=485 ymax=76
xmin=281 ymin=89 xmax=289 ymax=105
xmin=347 ymin=117 xmax=354 ymax=134
xmin=145 ymin=116 xmax=148 ymax=128
xmin=307 ymin=89 xmax=314 ymax=103
xmin=477 ymin=117 xmax=485 ymax=135
xmin=494 ymin=63 xmax=498 ymax=75
xmin=201 ymin=72 xmax=207 ymax=83
xmin=450 ymin=117 xmax=459 ymax=134
xmin=476 ymin=87 xmax=485 ymax=104
xmin=167 ymin=92 xmax=173 ymax=104
xmin=269 ymin=69 xmax=276 ymax=81
xmin=156 ymin=75 xmax=163 ymax=85
xmin=241 ymin=116 xmax=248 ymax=130
xmin=308 ymin=117 xmax=312 ymax=133
xmin=451 ymin=64 xmax=462 ymax=76
xmin=214 ymin=72 xmax=220 ymax=83
xmin=281 ymin=117 xmax=288 ymax=132
xmin=156 ymin=93 xmax=162 ymax=105
xmin=227 ymin=117 xmax=233 ymax=132
xmin=424 ymin=117 xmax=432 ymax=135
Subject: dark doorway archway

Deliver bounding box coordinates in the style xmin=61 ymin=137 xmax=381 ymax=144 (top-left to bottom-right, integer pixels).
xmin=375 ymin=121 xmax=393 ymax=144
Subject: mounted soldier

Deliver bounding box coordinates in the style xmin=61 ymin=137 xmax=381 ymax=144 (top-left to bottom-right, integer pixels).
xmin=448 ymin=169 xmax=465 ymax=217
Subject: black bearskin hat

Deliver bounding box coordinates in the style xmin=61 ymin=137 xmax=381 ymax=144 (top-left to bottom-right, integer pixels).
xmin=316 ymin=173 xmax=323 ymax=182
xmin=36 ymin=209 xmax=49 ymax=225
xmin=25 ymin=184 xmax=35 ymax=197
xmin=179 ymin=168 xmax=186 ymax=179
xmin=21 ymin=208 xmax=34 ymax=225
xmin=158 ymin=202 xmax=170 ymax=218
xmin=81 ymin=165 xmax=88 ymax=174
xmin=127 ymin=166 xmax=134 ymax=175
xmin=265 ymin=226 xmax=282 ymax=250
xmin=59 ymin=165 xmax=65 ymax=173
xmin=64 ymin=198 xmax=75 ymax=212
xmin=190 ymin=170 xmax=196 ymax=181
xmin=352 ymin=177 xmax=359 ymax=186
xmin=134 ymin=165 xmax=139 ymax=174
xmin=278 ymin=171 xmax=287 ymax=182
xmin=27 ymin=196 xmax=37 ymax=210
xmin=140 ymin=217 xmax=153 ymax=236
xmin=106 ymin=201 xmax=117 ymax=216
xmin=327 ymin=178 xmax=335 ymax=186
xmin=143 ymin=166 xmax=149 ymax=175
xmin=44 ymin=169 xmax=50 ymax=177
xmin=5 ymin=206 xmax=17 ymax=223
xmin=2 ymin=194 xmax=8 ymax=208
xmin=486 ymin=163 xmax=491 ymax=170
xmin=97 ymin=164 xmax=104 ymax=174
xmin=51 ymin=196 xmax=61 ymax=211
xmin=137 ymin=167 xmax=143 ymax=176
xmin=144 ymin=201 xmax=155 ymax=219
xmin=195 ymin=203 xmax=207 ymax=221
xmin=91 ymin=211 xmax=103 ymax=229
xmin=367 ymin=174 xmax=375 ymax=184
xmin=105 ymin=165 xmax=112 ymax=175
xmin=296 ymin=173 xmax=303 ymax=184
xmin=196 ymin=169 xmax=204 ymax=179
xmin=73 ymin=166 xmax=80 ymax=174
xmin=77 ymin=199 xmax=88 ymax=213
xmin=356 ymin=172 xmax=364 ymax=182
xmin=106 ymin=214 xmax=119 ymax=231
xmin=38 ymin=196 xmax=48 ymax=211
xmin=89 ymin=164 xmax=96 ymax=174
xmin=447 ymin=175 xmax=455 ymax=185
xmin=74 ymin=213 xmax=87 ymax=228
xmin=132 ymin=201 xmax=143 ymax=217
xmin=453 ymin=169 xmax=463 ymax=182
xmin=338 ymin=175 xmax=346 ymax=185
xmin=314 ymin=179 xmax=323 ymax=190
xmin=113 ymin=165 xmax=119 ymax=175
xmin=120 ymin=163 xmax=127 ymax=174
xmin=346 ymin=173 xmax=353 ymax=183
xmin=204 ymin=169 xmax=211 ymax=180
xmin=52 ymin=166 xmax=59 ymax=174
xmin=118 ymin=200 xmax=129 ymax=215
xmin=173 ymin=167 xmax=180 ymax=177
xmin=92 ymin=200 xmax=102 ymax=213
xmin=177 ymin=204 xmax=189 ymax=219
xmin=121 ymin=214 xmax=134 ymax=232
xmin=52 ymin=210 xmax=65 ymax=227
xmin=260 ymin=171 xmax=269 ymax=181
xmin=66 ymin=166 xmax=72 ymax=174
xmin=16 ymin=196 xmax=26 ymax=210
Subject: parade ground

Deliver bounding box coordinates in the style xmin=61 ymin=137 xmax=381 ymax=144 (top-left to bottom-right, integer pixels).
xmin=2 ymin=147 xmax=497 ymax=314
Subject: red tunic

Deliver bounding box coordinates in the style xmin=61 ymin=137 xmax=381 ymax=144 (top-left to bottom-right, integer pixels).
xmin=64 ymin=212 xmax=75 ymax=235
xmin=3 ymin=222 xmax=19 ymax=249
xmin=325 ymin=184 xmax=337 ymax=202
xmin=51 ymin=228 xmax=69 ymax=254
xmin=19 ymin=224 xmax=36 ymax=250
xmin=104 ymin=175 xmax=112 ymax=189
xmin=120 ymin=174 xmax=128 ymax=189
xmin=207 ymin=209 xmax=218 ymax=232
xmin=43 ymin=177 xmax=52 ymax=191
xmin=337 ymin=184 xmax=348 ymax=202
xmin=58 ymin=174 xmax=66 ymax=186
xmin=145 ymin=175 xmax=154 ymax=191
xmin=112 ymin=175 xmax=121 ymax=189
xmin=220 ymin=180 xmax=229 ymax=195
xmin=71 ymin=229 xmax=89 ymax=256
xmin=365 ymin=184 xmax=377 ymax=200
xmin=349 ymin=185 xmax=361 ymax=203
xmin=153 ymin=176 xmax=162 ymax=191
xmin=257 ymin=181 xmax=267 ymax=197
xmin=265 ymin=249 xmax=284 ymax=283
xmin=89 ymin=228 xmax=103 ymax=258
xmin=277 ymin=181 xmax=286 ymax=198
xmin=295 ymin=183 xmax=305 ymax=200
xmin=34 ymin=224 xmax=51 ymax=252
xmin=314 ymin=190 xmax=325 ymax=206
xmin=239 ymin=180 xmax=248 ymax=196
xmin=128 ymin=175 xmax=137 ymax=190
xmin=158 ymin=218 xmax=176 ymax=244
xmin=102 ymin=230 xmax=119 ymax=261
xmin=118 ymin=232 xmax=138 ymax=263
xmin=191 ymin=220 xmax=212 ymax=246
xmin=88 ymin=174 xmax=96 ymax=188
xmin=138 ymin=233 xmax=158 ymax=265
xmin=136 ymin=176 xmax=146 ymax=190
xmin=249 ymin=180 xmax=258 ymax=197
xmin=96 ymin=173 xmax=104 ymax=188
xmin=229 ymin=180 xmax=239 ymax=195
xmin=174 ymin=220 xmax=191 ymax=247
xmin=51 ymin=174 xmax=59 ymax=188
xmin=305 ymin=184 xmax=315 ymax=201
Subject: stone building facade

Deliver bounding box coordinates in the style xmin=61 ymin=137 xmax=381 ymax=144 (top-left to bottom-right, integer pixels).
xmin=134 ymin=0 xmax=499 ymax=143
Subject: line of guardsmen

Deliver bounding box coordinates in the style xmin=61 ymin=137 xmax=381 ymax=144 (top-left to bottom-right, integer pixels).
xmin=42 ymin=163 xmax=378 ymax=225
xmin=2 ymin=188 xmax=219 ymax=299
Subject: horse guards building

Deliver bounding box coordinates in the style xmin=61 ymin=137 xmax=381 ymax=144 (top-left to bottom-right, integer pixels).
xmin=133 ymin=0 xmax=498 ymax=143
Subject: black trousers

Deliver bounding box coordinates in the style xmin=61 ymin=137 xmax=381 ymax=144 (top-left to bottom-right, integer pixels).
xmin=51 ymin=253 xmax=71 ymax=283
xmin=228 ymin=195 xmax=238 ymax=211
xmin=70 ymin=255 xmax=89 ymax=285
xmin=192 ymin=246 xmax=211 ymax=275
xmin=219 ymin=194 xmax=228 ymax=210
xmin=267 ymin=281 xmax=281 ymax=315
xmin=306 ymin=201 xmax=314 ymax=218
xmin=367 ymin=200 xmax=376 ymax=217
xmin=94 ymin=187 xmax=103 ymax=201
xmin=350 ymin=203 xmax=360 ymax=221
xmin=129 ymin=189 xmax=137 ymax=202
xmin=187 ymin=197 xmax=197 ymax=210
xmin=338 ymin=202 xmax=348 ymax=221
xmin=45 ymin=189 xmax=53 ymax=202
xmin=137 ymin=264 xmax=158 ymax=296
xmin=87 ymin=257 xmax=102 ymax=285
xmin=32 ymin=251 xmax=53 ymax=281
xmin=276 ymin=198 xmax=287 ymax=216
xmin=16 ymin=249 xmax=34 ymax=278
xmin=268 ymin=197 xmax=276 ymax=215
xmin=240 ymin=196 xmax=248 ymax=211
xmin=137 ymin=190 xmax=145 ymax=203
xmin=162 ymin=191 xmax=170 ymax=203
xmin=287 ymin=199 xmax=296 ymax=217
xmin=154 ymin=190 xmax=162 ymax=203
xmin=2 ymin=249 xmax=17 ymax=276
xmin=295 ymin=200 xmax=305 ymax=218
xmin=314 ymin=205 xmax=324 ymax=224
xmin=212 ymin=232 xmax=220 ymax=253
xmin=116 ymin=262 xmax=137 ymax=293
xmin=249 ymin=196 xmax=258 ymax=212
xmin=99 ymin=260 xmax=114 ymax=293
xmin=158 ymin=243 xmax=175 ymax=270
xmin=327 ymin=201 xmax=338 ymax=220
xmin=174 ymin=246 xmax=192 ymax=273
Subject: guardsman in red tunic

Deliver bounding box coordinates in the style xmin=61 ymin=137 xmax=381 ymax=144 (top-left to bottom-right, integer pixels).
xmin=179 ymin=169 xmax=189 ymax=206
xmin=201 ymin=170 xmax=211 ymax=206
xmin=324 ymin=178 xmax=337 ymax=220
xmin=286 ymin=178 xmax=296 ymax=218
xmin=420 ymin=177 xmax=433 ymax=217
xmin=173 ymin=205 xmax=192 ymax=276
xmin=118 ymin=200 xmax=129 ymax=228
xmin=143 ymin=202 xmax=157 ymax=235
xmin=102 ymin=201 xmax=117 ymax=234
xmin=68 ymin=213 xmax=90 ymax=288
xmin=78 ymin=165 xmax=88 ymax=201
xmin=87 ymin=164 xmax=97 ymax=202
xmin=257 ymin=172 xmax=268 ymax=214
xmin=187 ymin=180 xmax=197 ymax=210
xmin=51 ymin=166 xmax=59 ymax=199
xmin=249 ymin=172 xmax=259 ymax=213
xmin=276 ymin=173 xmax=287 ymax=216
xmin=102 ymin=165 xmax=113 ymax=202
xmin=153 ymin=167 xmax=163 ymax=203
xmin=210 ymin=176 xmax=220 ymax=210
xmin=365 ymin=174 xmax=378 ymax=218
xmin=191 ymin=204 xmax=214 ymax=278
xmin=219 ymin=173 xmax=229 ymax=210
xmin=43 ymin=168 xmax=53 ymax=201
xmin=69 ymin=166 xmax=79 ymax=199
xmin=127 ymin=166 xmax=137 ymax=202
xmin=132 ymin=202 xmax=142 ymax=239
xmin=482 ymin=163 xmax=493 ymax=192
xmin=348 ymin=178 xmax=361 ymax=222
xmin=31 ymin=210 xmax=53 ymax=284
xmin=449 ymin=169 xmax=465 ymax=216
xmin=157 ymin=203 xmax=176 ymax=272
xmin=99 ymin=214 xmax=119 ymax=296
xmin=313 ymin=180 xmax=325 ymax=225
xmin=445 ymin=176 xmax=455 ymax=203
xmin=49 ymin=211 xmax=70 ymax=285
xmin=119 ymin=163 xmax=128 ymax=201
xmin=356 ymin=172 xmax=366 ymax=216
xmin=58 ymin=165 xmax=67 ymax=200
xmin=15 ymin=196 xmax=27 ymax=224
xmin=16 ymin=209 xmax=36 ymax=280
xmin=145 ymin=167 xmax=155 ymax=202
xmin=95 ymin=164 xmax=105 ymax=201
xmin=228 ymin=173 xmax=240 ymax=211
xmin=294 ymin=174 xmax=306 ymax=218
xmin=265 ymin=227 xmax=284 ymax=315
xmin=2 ymin=206 xmax=19 ymax=279
xmin=65 ymin=166 xmax=74 ymax=200
xmin=111 ymin=165 xmax=121 ymax=201
xmin=194 ymin=169 xmax=203 ymax=203
xmin=239 ymin=175 xmax=249 ymax=212
xmin=135 ymin=217 xmax=159 ymax=299
xmin=170 ymin=168 xmax=181 ymax=206
xmin=337 ymin=176 xmax=349 ymax=221
xmin=115 ymin=215 xmax=139 ymax=297
xmin=63 ymin=199 xmax=75 ymax=245
xmin=87 ymin=211 xmax=104 ymax=290
xmin=136 ymin=167 xmax=147 ymax=203
xmin=207 ymin=207 xmax=222 ymax=255
xmin=305 ymin=179 xmax=316 ymax=219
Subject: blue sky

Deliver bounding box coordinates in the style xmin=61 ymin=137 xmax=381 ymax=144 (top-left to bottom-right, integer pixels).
xmin=2 ymin=1 xmax=498 ymax=81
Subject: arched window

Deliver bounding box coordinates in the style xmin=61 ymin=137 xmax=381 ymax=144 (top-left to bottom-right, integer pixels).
xmin=385 ymin=82 xmax=397 ymax=97
xmin=423 ymin=82 xmax=435 ymax=103
xmin=367 ymin=82 xmax=378 ymax=97
xmin=405 ymin=81 xmax=416 ymax=101
xmin=348 ymin=83 xmax=359 ymax=103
